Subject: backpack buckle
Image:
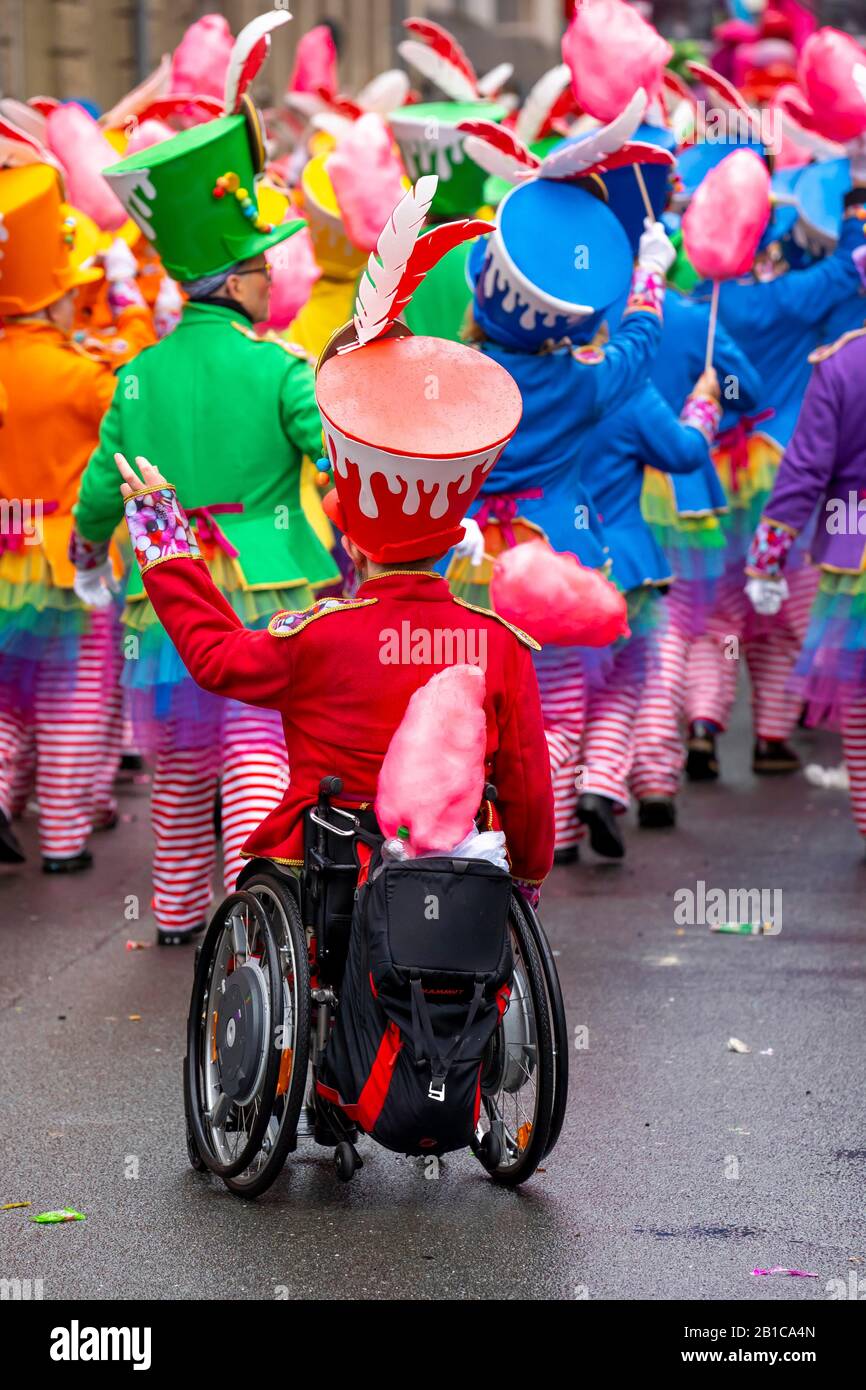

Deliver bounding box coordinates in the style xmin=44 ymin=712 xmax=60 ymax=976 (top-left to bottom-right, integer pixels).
xmin=428 ymin=1075 xmax=446 ymax=1103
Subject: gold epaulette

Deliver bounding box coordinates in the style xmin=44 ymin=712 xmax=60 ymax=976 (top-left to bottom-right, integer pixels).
xmin=452 ymin=595 xmax=541 ymax=651
xmin=809 ymin=326 xmax=866 ymax=365
xmin=230 ymin=321 xmax=315 ymax=364
xmin=268 ymin=595 xmax=377 ymax=637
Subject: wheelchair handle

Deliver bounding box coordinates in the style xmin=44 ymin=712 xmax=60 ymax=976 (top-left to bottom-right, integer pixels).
xmin=483 ymin=782 xmax=497 ymax=804
xmin=318 ymin=775 xmax=343 ymax=806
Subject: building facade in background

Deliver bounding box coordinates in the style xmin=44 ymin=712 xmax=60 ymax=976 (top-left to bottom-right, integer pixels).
xmin=0 ymin=2 xmax=862 ymax=112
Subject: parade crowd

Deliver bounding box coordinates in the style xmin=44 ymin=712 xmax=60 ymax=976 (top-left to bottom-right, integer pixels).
xmin=2 ymin=1 xmax=866 ymax=946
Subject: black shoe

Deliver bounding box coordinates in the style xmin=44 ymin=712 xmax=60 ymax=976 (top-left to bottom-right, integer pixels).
xmin=753 ymin=738 xmax=800 ymax=775
xmin=686 ymin=720 xmax=720 ymax=782
xmin=0 ymin=809 xmax=26 ymax=864
xmin=553 ymin=844 xmax=580 ymax=866
xmin=42 ymin=849 xmax=93 ymax=874
xmin=577 ymin=793 xmax=625 ymax=859
xmin=120 ymin=753 xmax=144 ymax=772
xmin=93 ymin=809 xmax=119 ymax=832
xmin=157 ymin=921 xmax=207 ymax=948
xmin=638 ymin=797 xmax=677 ymax=829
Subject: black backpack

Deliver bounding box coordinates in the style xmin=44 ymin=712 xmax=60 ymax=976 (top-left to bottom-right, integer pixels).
xmin=317 ymin=852 xmax=513 ymax=1156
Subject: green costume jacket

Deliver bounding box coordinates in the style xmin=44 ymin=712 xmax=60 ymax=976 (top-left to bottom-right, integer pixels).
xmin=75 ymin=301 xmax=339 ymax=602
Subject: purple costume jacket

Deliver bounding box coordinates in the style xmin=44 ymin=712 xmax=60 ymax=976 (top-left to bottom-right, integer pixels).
xmin=747 ymin=329 xmax=866 ymax=577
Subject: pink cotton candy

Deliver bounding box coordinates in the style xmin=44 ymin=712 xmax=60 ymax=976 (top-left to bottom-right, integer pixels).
xmin=682 ymin=148 xmax=771 ymax=281
xmin=798 ymin=28 xmax=866 ymax=143
xmin=125 ymin=118 xmax=174 ymax=155
xmin=257 ymin=227 xmax=322 ymax=331
xmin=288 ymin=24 xmax=338 ymax=99
xmin=375 ymin=665 xmax=487 ymax=855
xmin=46 ymin=104 xmax=127 ymax=230
xmin=325 ymin=114 xmax=407 ymax=253
xmin=491 ymin=540 xmax=630 ymax=647
xmin=562 ymin=0 xmax=672 ymax=123
xmin=170 ymin=14 xmax=234 ymax=102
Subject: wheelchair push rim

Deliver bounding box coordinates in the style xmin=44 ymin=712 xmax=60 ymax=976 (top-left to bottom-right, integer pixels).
xmin=472 ymin=896 xmax=555 ymax=1184
xmin=221 ymin=873 xmax=312 ymax=1198
xmin=185 ymin=891 xmax=284 ymax=1179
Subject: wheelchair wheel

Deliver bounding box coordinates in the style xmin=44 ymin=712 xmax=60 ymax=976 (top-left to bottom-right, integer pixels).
xmin=184 ymin=891 xmax=284 ymax=1179
xmin=472 ymin=894 xmax=555 ymax=1186
xmin=512 ymin=897 xmax=569 ymax=1159
xmin=221 ymin=872 xmax=311 ymax=1199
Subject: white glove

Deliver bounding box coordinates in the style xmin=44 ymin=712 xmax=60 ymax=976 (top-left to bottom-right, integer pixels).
xmin=453 ymin=516 xmax=485 ymax=568
xmin=637 ymin=217 xmax=676 ymax=276
xmin=73 ymin=561 xmax=118 ymax=610
xmin=846 ymin=132 xmax=866 ymax=188
xmin=102 ymin=238 xmax=138 ymax=283
xmin=745 ymin=575 xmax=789 ymax=616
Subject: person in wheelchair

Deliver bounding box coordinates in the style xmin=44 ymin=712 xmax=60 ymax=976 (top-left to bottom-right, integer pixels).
xmin=111 ymin=180 xmax=555 ymax=913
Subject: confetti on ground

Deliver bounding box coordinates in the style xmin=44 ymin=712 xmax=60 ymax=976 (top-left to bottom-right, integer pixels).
xmin=727 ymin=1037 xmax=751 ymax=1053
xmin=125 ymin=940 xmax=151 ymax=951
xmin=2 ymin=1201 xmax=31 ymax=1210
xmin=128 ymin=1014 xmax=142 ymax=1021
xmin=752 ymin=1266 xmax=818 ymax=1279
xmin=760 ymin=1048 xmax=774 ymax=1056
xmin=31 ymin=1208 xmax=86 ymax=1224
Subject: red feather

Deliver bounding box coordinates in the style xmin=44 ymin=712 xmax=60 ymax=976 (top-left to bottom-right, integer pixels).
xmin=686 ymin=60 xmax=762 ymax=136
xmin=662 ymin=70 xmax=696 ymax=108
xmin=137 ymin=95 xmax=223 ymax=123
xmin=0 ymin=115 xmax=44 ymax=151
xmin=389 ymin=219 xmax=493 ymax=325
xmin=28 ymin=96 xmax=60 ymax=116
xmin=456 ymin=119 xmax=538 ymax=167
xmin=234 ymin=36 xmax=269 ymax=109
xmin=403 ymin=17 xmax=477 ymax=90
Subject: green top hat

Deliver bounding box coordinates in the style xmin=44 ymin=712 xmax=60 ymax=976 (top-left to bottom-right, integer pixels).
xmin=389 ymin=101 xmax=506 ymax=220
xmin=103 ymin=104 xmax=303 ymax=282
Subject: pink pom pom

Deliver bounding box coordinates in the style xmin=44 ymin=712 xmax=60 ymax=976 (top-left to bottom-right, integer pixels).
xmin=797 ymin=27 xmax=866 ymax=144
xmin=326 ymin=114 xmax=407 ymax=252
xmin=125 ymin=118 xmax=174 ymax=155
xmin=562 ymin=0 xmax=673 ymax=123
xmin=491 ymin=540 xmax=630 ymax=647
xmin=288 ymin=24 xmax=338 ymax=98
xmin=682 ymin=148 xmax=771 ymax=281
xmin=375 ymin=665 xmax=487 ymax=854
xmin=46 ymin=104 xmax=127 ymax=231
xmin=170 ymin=14 xmax=234 ymax=102
xmin=257 ymin=227 xmax=322 ymax=332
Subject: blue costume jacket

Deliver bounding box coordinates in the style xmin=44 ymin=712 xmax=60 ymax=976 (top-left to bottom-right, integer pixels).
xmin=470 ymin=311 xmax=663 ymax=568
xmin=578 ymin=382 xmax=711 ymax=591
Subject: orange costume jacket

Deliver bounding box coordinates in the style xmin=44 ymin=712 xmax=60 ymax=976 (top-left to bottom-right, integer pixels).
xmin=128 ymin=486 xmax=555 ymax=887
xmin=0 ymin=319 xmax=118 ymax=587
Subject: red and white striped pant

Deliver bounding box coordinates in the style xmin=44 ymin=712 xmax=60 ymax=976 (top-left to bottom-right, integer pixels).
xmin=0 ymin=618 xmax=110 ymax=857
xmin=688 ymin=563 xmax=818 ymax=738
xmin=534 ymin=648 xmax=586 ymax=850
xmin=150 ymin=703 xmax=289 ymax=932
xmin=842 ymin=697 xmax=866 ymax=838
xmin=632 ymin=583 xmax=695 ymax=799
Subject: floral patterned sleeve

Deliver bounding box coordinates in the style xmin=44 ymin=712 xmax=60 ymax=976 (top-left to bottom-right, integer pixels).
xmin=746 ymin=518 xmax=796 ymax=578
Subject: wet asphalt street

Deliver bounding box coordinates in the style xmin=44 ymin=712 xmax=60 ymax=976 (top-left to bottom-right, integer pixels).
xmin=1 ymin=698 xmax=864 ymax=1303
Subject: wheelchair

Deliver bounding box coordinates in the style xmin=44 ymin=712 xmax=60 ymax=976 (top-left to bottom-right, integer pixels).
xmin=183 ymin=776 xmax=568 ymax=1198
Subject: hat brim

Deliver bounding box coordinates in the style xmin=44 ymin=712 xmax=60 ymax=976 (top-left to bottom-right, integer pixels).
xmin=220 ymin=217 xmax=305 ymax=273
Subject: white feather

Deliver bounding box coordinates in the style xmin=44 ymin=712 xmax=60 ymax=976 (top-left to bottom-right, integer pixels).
xmin=353 ymin=175 xmax=438 ymax=346
xmin=776 ymin=107 xmax=844 ymax=158
xmin=462 ymin=135 xmax=537 ymax=185
xmin=357 ymin=69 xmax=411 ymax=114
xmin=224 ymin=11 xmax=292 ymax=115
xmin=398 ymin=39 xmax=478 ymax=102
xmin=0 ymin=98 xmax=47 ymax=145
xmin=312 ymin=112 xmax=355 ymax=142
xmin=536 ymin=88 xmax=647 ymax=180
xmin=477 ymin=63 xmax=513 ymax=98
xmin=515 ymin=63 xmax=571 ymax=144
xmin=284 ymin=91 xmax=328 ymax=118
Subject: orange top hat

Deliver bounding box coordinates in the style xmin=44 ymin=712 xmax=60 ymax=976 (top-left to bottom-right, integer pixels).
xmin=0 ymin=165 xmax=103 ymax=316
xmin=315 ymin=174 xmax=522 ymax=563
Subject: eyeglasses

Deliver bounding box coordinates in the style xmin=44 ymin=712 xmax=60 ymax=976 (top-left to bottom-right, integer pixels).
xmin=233 ymin=264 xmax=271 ymax=282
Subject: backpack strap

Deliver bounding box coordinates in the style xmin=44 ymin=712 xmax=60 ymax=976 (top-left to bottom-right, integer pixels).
xmin=410 ymin=972 xmax=485 ymax=1104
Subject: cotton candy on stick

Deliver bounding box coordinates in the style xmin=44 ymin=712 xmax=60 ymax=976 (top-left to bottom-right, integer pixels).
xmin=375 ymin=665 xmax=487 ymax=855
xmin=170 ymin=14 xmax=234 ymax=101
xmin=326 ymin=114 xmax=408 ymax=253
xmin=797 ymin=27 xmax=866 ymax=143
xmin=46 ymin=104 xmax=127 ymax=230
xmin=491 ymin=540 xmax=630 ymax=647
xmin=562 ymin=0 xmax=672 ymax=220
xmin=681 ymin=148 xmax=771 ymax=368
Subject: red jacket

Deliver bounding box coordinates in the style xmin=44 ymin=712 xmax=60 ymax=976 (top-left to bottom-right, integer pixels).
xmin=139 ymin=558 xmax=554 ymax=886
